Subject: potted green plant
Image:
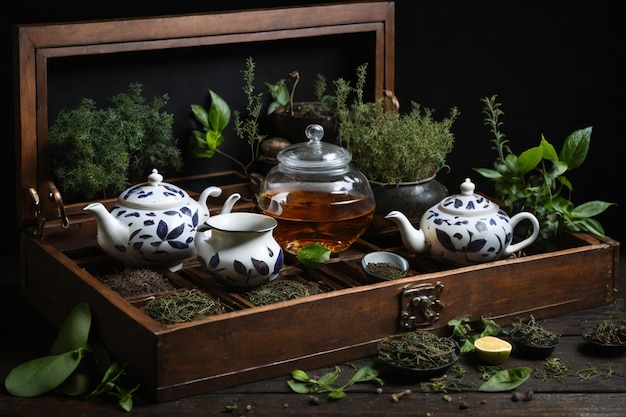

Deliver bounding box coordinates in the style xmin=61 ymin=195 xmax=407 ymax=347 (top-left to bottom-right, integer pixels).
xmin=49 ymin=82 xmax=183 ymax=201
xmin=473 ymin=95 xmax=614 ymax=244
xmin=266 ymin=70 xmax=338 ymax=143
xmin=334 ymin=63 xmax=460 ymax=233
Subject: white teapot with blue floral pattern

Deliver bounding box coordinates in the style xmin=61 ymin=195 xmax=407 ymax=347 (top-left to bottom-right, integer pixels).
xmin=83 ymin=169 xmax=241 ymax=272
xmin=385 ymin=178 xmax=540 ymax=266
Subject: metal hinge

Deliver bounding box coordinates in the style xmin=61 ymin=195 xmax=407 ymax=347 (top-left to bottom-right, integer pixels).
xmin=400 ymin=281 xmax=444 ymax=329
xmin=27 ymin=182 xmax=70 ymax=238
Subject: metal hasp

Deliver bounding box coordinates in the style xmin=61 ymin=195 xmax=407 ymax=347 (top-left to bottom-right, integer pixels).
xmin=400 ymin=281 xmax=444 ymax=329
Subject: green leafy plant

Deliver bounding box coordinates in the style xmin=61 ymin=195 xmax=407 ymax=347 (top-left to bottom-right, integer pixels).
xmin=287 ymin=361 xmax=383 ymax=400
xmin=474 ymin=95 xmax=614 ymax=241
xmin=265 ymin=71 xmax=336 ymax=116
xmin=188 ymin=57 xmax=265 ymax=178
xmin=49 ymin=82 xmax=183 ymax=200
xmin=448 ymin=315 xmax=501 ymax=353
xmin=334 ymin=63 xmax=459 ymax=185
xmin=479 ymin=367 xmax=532 ymax=392
xmin=4 ymin=302 xmax=138 ymax=412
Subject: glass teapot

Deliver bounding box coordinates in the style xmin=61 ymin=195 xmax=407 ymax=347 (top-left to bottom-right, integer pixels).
xmin=257 ymin=124 xmax=375 ymax=254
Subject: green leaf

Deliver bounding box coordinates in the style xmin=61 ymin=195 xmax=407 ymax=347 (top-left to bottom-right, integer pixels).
xmin=291 ymin=369 xmax=310 ymax=382
xmin=570 ymin=200 xmax=615 ymax=218
xmin=515 ymin=146 xmax=543 ymax=175
xmin=328 ymin=389 xmax=347 ymax=400
xmin=50 ymin=302 xmax=91 ymax=355
xmin=58 ymin=362 xmax=91 ymax=396
xmin=204 ymin=130 xmax=224 ymax=151
xmin=4 ymin=350 xmax=83 ymax=397
xmin=188 ymin=132 xmax=216 ymax=159
xmin=479 ymin=367 xmax=532 ymax=392
xmin=347 ymin=361 xmax=382 ymax=384
xmin=287 ymin=380 xmax=311 ymax=394
xmin=297 ymin=243 xmax=331 ymax=269
xmin=116 ymin=385 xmax=139 ymax=412
xmin=479 ymin=317 xmax=501 ymax=337
xmin=191 ymin=104 xmax=209 ymax=129
xmin=560 ymin=127 xmax=591 ymax=169
xmin=473 ymin=167 xmax=502 ymax=180
xmin=540 ymin=135 xmax=559 ymax=161
xmin=208 ymin=90 xmax=231 ymax=132
xmin=317 ymin=367 xmax=340 ymax=386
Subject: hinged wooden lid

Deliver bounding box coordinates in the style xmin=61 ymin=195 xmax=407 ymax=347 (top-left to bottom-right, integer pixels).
xmin=14 ymin=1 xmax=395 ymax=234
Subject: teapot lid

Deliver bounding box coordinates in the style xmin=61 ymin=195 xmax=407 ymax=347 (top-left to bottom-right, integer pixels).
xmin=438 ymin=178 xmax=498 ymax=215
xmin=277 ymin=124 xmax=351 ymax=170
xmin=118 ymin=169 xmax=190 ymax=210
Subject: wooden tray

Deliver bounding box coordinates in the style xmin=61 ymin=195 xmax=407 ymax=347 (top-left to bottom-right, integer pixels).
xmin=20 ymin=196 xmax=619 ymax=401
xmin=14 ymin=2 xmax=620 ymax=403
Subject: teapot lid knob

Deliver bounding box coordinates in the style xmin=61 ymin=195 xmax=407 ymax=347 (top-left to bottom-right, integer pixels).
xmin=148 ymin=169 xmax=163 ymax=187
xmin=460 ymin=178 xmax=475 ymax=195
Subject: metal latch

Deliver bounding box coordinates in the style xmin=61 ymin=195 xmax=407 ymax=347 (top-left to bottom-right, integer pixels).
xmin=400 ymin=281 xmax=444 ymax=329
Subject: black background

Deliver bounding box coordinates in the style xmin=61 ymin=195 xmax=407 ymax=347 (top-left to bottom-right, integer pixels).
xmin=2 ymin=1 xmax=624 ymax=260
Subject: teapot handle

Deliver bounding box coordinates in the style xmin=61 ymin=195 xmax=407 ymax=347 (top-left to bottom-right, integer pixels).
xmin=501 ymin=212 xmax=540 ymax=257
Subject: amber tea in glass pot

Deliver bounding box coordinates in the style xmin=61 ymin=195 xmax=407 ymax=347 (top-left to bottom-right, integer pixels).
xmin=257 ymin=124 xmax=375 ymax=254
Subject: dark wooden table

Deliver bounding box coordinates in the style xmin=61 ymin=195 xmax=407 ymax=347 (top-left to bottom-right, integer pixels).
xmin=1 ymin=258 xmax=624 ymax=417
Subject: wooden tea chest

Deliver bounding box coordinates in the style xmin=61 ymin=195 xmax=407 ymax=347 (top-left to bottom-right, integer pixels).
xmin=14 ymin=2 xmax=620 ymax=403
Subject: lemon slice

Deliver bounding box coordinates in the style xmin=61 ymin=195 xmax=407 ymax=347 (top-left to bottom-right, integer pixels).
xmin=474 ymin=336 xmax=512 ymax=365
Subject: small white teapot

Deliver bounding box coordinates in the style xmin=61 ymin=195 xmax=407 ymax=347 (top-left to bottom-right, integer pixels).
xmin=84 ymin=169 xmax=241 ymax=272
xmin=195 ymin=212 xmax=284 ymax=289
xmin=385 ymin=178 xmax=540 ymax=266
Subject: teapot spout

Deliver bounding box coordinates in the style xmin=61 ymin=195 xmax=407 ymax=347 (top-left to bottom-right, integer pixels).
xmin=220 ymin=192 xmax=242 ymax=214
xmin=385 ymin=210 xmax=428 ymax=254
xmin=83 ymin=202 xmax=130 ymax=249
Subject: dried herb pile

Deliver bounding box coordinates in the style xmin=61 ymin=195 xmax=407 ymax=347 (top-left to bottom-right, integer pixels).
xmin=378 ymin=330 xmax=458 ymax=370
xmin=144 ymin=289 xmax=224 ymax=323
xmin=243 ymin=280 xmax=311 ymax=306
xmin=510 ymin=315 xmax=557 ymax=346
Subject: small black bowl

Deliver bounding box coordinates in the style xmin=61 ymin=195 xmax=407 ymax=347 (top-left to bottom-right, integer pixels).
xmin=378 ymin=339 xmax=461 ymax=382
xmin=581 ymin=332 xmax=626 ymax=357
xmin=509 ymin=334 xmax=559 ymax=359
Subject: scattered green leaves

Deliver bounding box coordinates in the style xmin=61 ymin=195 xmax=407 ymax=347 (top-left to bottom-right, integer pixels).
xmin=287 ymin=361 xmax=383 ymax=400
xmin=479 ymin=367 xmax=532 ymax=392
xmin=296 ymin=243 xmax=331 ymax=269
xmin=474 ymin=95 xmax=615 ymax=241
xmin=3 ymin=302 xmax=138 ymax=412
xmin=448 ymin=315 xmax=501 ymax=353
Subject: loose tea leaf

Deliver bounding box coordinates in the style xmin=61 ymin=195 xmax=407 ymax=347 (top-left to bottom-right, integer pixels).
xmin=479 ymin=367 xmax=532 ymax=392
xmin=297 ymin=243 xmax=331 ymax=269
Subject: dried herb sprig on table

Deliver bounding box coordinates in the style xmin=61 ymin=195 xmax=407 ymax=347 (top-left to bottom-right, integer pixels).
xmin=377 ymin=330 xmax=457 ymax=370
